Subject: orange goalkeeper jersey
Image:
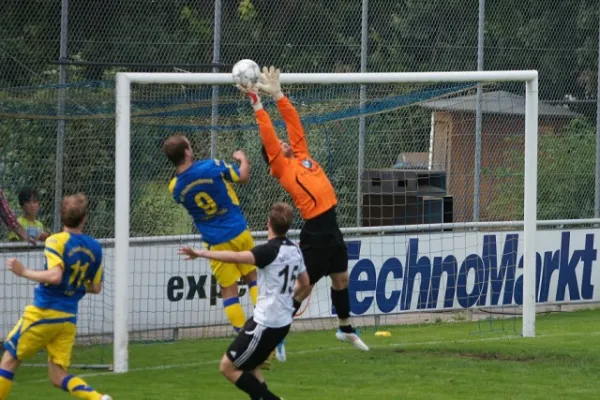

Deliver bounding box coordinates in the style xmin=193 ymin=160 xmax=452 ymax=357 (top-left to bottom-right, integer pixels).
xmin=257 ymin=96 xmax=337 ymax=220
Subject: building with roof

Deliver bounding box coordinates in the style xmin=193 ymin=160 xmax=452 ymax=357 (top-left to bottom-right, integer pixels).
xmin=420 ymin=90 xmax=579 ymax=222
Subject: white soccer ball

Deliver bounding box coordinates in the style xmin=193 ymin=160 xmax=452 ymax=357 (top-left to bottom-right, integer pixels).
xmin=232 ymin=59 xmax=261 ymax=88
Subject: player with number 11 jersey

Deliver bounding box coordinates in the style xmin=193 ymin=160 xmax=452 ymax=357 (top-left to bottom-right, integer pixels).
xmin=1 ymin=193 xmax=111 ymax=400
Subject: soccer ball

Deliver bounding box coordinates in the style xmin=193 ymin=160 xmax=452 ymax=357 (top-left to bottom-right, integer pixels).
xmin=232 ymin=59 xmax=261 ymax=88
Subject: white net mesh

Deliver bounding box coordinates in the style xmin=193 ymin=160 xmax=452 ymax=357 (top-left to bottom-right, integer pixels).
xmin=4 ymin=76 xmax=578 ymax=367
xmin=117 ymin=80 xmax=538 ymax=342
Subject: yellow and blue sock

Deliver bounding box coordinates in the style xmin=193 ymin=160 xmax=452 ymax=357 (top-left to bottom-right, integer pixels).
xmin=248 ymin=280 xmax=258 ymax=306
xmin=61 ymin=375 xmax=102 ymax=400
xmin=223 ymin=297 xmax=246 ymax=332
xmin=0 ymin=368 xmax=14 ymax=400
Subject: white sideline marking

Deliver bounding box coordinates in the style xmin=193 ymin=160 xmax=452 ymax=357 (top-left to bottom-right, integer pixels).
xmin=20 ymin=330 xmax=600 ymax=384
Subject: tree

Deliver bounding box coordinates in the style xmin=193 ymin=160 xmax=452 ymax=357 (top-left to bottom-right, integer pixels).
xmin=487 ymin=118 xmax=596 ymax=221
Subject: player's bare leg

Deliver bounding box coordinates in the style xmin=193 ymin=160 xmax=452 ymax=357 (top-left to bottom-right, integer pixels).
xmin=330 ymin=271 xmax=369 ymax=351
xmin=242 ymin=269 xmax=258 ymax=306
xmin=0 ymin=350 xmax=20 ymax=399
xmin=251 ymin=369 xmax=282 ymax=398
xmin=219 ymin=355 xmax=281 ymax=399
xmin=242 ymin=270 xmax=259 ymax=306
xmin=48 ymin=362 xmax=111 ymax=400
xmin=251 ymin=368 xmax=265 ymax=383
xmin=221 ymin=283 xmax=246 ymax=333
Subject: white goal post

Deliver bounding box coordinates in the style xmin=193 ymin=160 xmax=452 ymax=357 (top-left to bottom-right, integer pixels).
xmin=114 ymin=70 xmax=539 ymax=373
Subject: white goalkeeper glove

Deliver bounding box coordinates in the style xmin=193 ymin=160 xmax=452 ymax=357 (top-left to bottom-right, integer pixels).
xmin=236 ymin=84 xmax=263 ymax=111
xmin=256 ymin=66 xmax=284 ymax=101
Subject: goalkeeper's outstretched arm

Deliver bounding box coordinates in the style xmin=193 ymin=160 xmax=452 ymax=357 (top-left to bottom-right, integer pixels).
xmin=239 ymin=87 xmax=287 ymax=177
xmin=256 ymin=66 xmax=310 ymax=159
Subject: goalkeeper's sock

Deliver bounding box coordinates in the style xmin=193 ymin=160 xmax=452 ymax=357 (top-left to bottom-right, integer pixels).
xmin=235 ymin=372 xmax=279 ymax=400
xmin=0 ymin=368 xmax=14 ymax=400
xmin=61 ymin=375 xmax=103 ymax=400
xmin=331 ymin=287 xmax=354 ymax=333
xmin=248 ymin=280 xmax=258 ymax=306
xmin=223 ymin=297 xmax=246 ymax=332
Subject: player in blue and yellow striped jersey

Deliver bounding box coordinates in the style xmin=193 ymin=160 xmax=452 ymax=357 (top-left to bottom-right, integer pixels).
xmin=163 ymin=134 xmax=259 ymax=333
xmin=0 ymin=194 xmax=111 ymax=400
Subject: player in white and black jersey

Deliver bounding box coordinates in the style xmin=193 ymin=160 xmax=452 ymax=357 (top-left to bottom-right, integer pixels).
xmin=179 ymin=202 xmax=309 ymax=400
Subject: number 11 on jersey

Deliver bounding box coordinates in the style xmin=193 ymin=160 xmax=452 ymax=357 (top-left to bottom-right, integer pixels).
xmin=67 ymin=261 xmax=89 ymax=293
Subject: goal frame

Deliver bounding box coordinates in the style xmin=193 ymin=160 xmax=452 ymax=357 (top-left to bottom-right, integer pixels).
xmin=114 ymin=70 xmax=539 ymax=373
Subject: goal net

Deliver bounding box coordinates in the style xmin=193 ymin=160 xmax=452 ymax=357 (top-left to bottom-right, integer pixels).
xmin=111 ymin=71 xmax=539 ymax=372
xmin=0 ymin=71 xmax=539 ymax=372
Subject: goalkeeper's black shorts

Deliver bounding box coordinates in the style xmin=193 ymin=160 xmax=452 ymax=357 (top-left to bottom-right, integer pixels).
xmin=300 ymin=206 xmax=348 ymax=285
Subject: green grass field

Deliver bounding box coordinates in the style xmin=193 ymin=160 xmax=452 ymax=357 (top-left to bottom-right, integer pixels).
xmin=8 ymin=309 xmax=600 ymax=399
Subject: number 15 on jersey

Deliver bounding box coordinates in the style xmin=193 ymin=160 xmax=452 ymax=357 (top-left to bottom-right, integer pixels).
xmin=279 ymin=265 xmax=299 ymax=294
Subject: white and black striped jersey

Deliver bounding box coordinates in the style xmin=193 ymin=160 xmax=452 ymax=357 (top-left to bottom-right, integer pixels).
xmin=250 ymin=236 xmax=306 ymax=328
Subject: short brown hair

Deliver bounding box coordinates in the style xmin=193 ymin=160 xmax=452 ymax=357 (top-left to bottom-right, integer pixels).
xmin=61 ymin=193 xmax=88 ymax=228
xmin=268 ymin=202 xmax=294 ymax=236
xmin=162 ymin=134 xmax=190 ymax=166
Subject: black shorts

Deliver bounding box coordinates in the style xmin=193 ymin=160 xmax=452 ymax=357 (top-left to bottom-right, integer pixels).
xmin=226 ymin=317 xmax=290 ymax=371
xmin=300 ymin=227 xmax=348 ymax=285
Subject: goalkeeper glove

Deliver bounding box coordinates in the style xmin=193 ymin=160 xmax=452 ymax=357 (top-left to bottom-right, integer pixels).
xmin=256 ymin=66 xmax=284 ymax=101
xmin=236 ymin=84 xmax=263 ymax=111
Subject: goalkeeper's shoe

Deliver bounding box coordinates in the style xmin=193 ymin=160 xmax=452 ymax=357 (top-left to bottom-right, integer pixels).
xmin=335 ymin=329 xmax=370 ymax=351
xmin=275 ymin=340 xmax=287 ymax=362
xmin=100 ymin=395 xmax=113 ymax=400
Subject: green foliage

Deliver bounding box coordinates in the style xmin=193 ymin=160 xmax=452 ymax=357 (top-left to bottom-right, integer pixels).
xmin=130 ymin=183 xmax=191 ymax=236
xmin=2 ymin=0 xmax=599 ymax=236
xmin=237 ymin=0 xmax=257 ymax=21
xmin=487 ymin=118 xmax=596 ymax=221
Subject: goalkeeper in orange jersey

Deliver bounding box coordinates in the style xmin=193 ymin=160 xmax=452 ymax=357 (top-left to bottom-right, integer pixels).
xmin=237 ymin=66 xmax=369 ymax=352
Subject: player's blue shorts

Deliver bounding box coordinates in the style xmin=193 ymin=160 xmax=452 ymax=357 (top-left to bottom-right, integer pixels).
xmin=4 ymin=305 xmax=77 ymax=369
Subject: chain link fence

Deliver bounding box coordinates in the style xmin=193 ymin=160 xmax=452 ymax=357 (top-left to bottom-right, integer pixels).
xmin=0 ymin=0 xmax=598 ymax=238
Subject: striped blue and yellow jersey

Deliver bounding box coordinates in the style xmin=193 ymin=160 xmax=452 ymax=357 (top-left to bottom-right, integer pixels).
xmin=169 ymin=159 xmax=248 ymax=245
xmin=33 ymin=231 xmax=103 ymax=315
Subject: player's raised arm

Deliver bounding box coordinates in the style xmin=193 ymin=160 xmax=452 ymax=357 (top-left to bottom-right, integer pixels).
xmin=239 ymin=86 xmax=287 ymax=178
xmin=232 ymin=150 xmax=250 ymax=183
xmin=256 ymin=66 xmax=310 ymax=159
xmin=213 ymin=156 xmax=247 ymax=184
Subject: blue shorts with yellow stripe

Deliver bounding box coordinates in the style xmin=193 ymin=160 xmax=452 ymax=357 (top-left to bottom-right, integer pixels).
xmin=206 ymin=229 xmax=256 ymax=288
xmin=4 ymin=305 xmax=77 ymax=369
